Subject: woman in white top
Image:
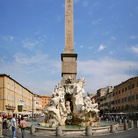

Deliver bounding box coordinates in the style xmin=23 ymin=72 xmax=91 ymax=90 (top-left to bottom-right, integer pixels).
xmin=11 ymin=114 xmax=17 ymax=138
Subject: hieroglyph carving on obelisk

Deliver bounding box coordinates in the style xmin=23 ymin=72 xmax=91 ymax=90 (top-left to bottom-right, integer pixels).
xmin=61 ymin=0 xmax=77 ymax=82
xmin=65 ymin=0 xmax=74 ymax=53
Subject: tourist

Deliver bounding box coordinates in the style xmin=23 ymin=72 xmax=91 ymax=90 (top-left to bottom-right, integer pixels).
xmin=20 ymin=116 xmax=27 ymax=138
xmin=101 ymin=115 xmax=103 ymax=120
xmin=0 ymin=114 xmax=3 ymax=124
xmin=18 ymin=114 xmax=21 ymax=127
xmin=3 ymin=113 xmax=8 ymax=130
xmin=11 ymin=114 xmax=17 ymax=138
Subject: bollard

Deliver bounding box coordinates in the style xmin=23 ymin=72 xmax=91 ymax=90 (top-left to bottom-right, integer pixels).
xmin=137 ymin=121 xmax=138 ymax=128
xmin=119 ymin=119 xmax=122 ymax=125
xmin=85 ymin=126 xmax=92 ymax=136
xmin=124 ymin=122 xmax=128 ymax=130
xmin=128 ymin=120 xmax=131 ymax=128
xmin=0 ymin=124 xmax=3 ymax=137
xmin=56 ymin=126 xmax=62 ymax=136
xmin=130 ymin=120 xmax=134 ymax=128
xmin=30 ymin=125 xmax=35 ymax=135
xmin=110 ymin=124 xmax=115 ymax=133
xmin=124 ymin=119 xmax=127 ymax=123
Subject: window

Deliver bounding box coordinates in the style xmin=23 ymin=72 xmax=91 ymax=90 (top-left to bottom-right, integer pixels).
xmin=12 ymin=86 xmax=13 ymax=91
xmin=118 ymin=99 xmax=120 ymax=103
xmin=128 ymin=96 xmax=131 ymax=101
xmin=136 ymin=94 xmax=138 ymax=100
xmin=132 ymin=84 xmax=135 ymax=89
xmin=122 ymin=98 xmax=124 ymax=103
xmin=119 ymin=90 xmax=120 ymax=94
xmin=12 ymin=95 xmax=14 ymax=101
xmin=8 ymin=84 xmax=9 ymax=89
xmin=125 ymin=97 xmax=127 ymax=102
xmin=128 ymin=85 xmax=131 ymax=90
xmin=132 ymin=95 xmax=135 ymax=101
xmin=137 ymin=81 xmax=138 ymax=87
xmin=7 ymin=94 xmax=10 ymax=100
xmin=125 ymin=87 xmax=127 ymax=92
xmin=122 ymin=88 xmax=124 ymax=93
xmin=116 ymin=92 xmax=117 ymax=95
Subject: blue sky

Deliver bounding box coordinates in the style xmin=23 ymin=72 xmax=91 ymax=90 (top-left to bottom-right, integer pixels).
xmin=0 ymin=0 xmax=138 ymax=95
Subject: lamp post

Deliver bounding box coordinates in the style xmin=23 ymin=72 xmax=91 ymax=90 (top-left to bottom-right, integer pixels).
xmin=32 ymin=96 xmax=34 ymax=120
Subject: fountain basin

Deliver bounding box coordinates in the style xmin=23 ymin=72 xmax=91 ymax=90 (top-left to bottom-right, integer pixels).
xmin=30 ymin=121 xmax=119 ymax=133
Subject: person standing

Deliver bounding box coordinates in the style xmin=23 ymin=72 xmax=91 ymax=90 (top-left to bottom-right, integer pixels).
xmin=0 ymin=114 xmax=3 ymax=137
xmin=3 ymin=113 xmax=8 ymax=130
xmin=20 ymin=116 xmax=27 ymax=138
xmin=11 ymin=114 xmax=17 ymax=138
xmin=18 ymin=115 xmax=21 ymax=127
xmin=0 ymin=114 xmax=3 ymax=124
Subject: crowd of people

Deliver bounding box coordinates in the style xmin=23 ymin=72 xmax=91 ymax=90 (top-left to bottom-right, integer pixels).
xmin=100 ymin=114 xmax=128 ymax=122
xmin=0 ymin=113 xmax=27 ymax=138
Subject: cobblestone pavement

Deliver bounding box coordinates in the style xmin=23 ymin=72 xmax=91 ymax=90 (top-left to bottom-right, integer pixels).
xmin=2 ymin=117 xmax=138 ymax=138
xmin=2 ymin=126 xmax=138 ymax=138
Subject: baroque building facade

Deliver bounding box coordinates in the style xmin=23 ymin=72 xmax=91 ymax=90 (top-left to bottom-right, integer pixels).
xmin=0 ymin=74 xmax=42 ymax=117
xmin=96 ymin=76 xmax=138 ymax=118
xmin=113 ymin=76 xmax=138 ymax=115
xmin=41 ymin=95 xmax=52 ymax=110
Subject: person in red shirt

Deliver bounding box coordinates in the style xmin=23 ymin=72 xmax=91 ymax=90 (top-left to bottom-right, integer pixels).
xmin=20 ymin=116 xmax=27 ymax=138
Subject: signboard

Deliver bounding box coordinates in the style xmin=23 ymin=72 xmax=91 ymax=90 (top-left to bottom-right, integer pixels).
xmin=18 ymin=105 xmax=23 ymax=112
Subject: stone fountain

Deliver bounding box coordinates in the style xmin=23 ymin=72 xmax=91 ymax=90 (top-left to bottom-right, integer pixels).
xmin=43 ymin=77 xmax=99 ymax=127
xmin=42 ymin=0 xmax=99 ymax=128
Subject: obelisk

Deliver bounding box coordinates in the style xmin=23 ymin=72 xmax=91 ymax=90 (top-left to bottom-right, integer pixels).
xmin=61 ymin=0 xmax=77 ymax=83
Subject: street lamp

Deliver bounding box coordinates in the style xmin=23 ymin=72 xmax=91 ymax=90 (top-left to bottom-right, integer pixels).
xmin=32 ymin=96 xmax=34 ymax=120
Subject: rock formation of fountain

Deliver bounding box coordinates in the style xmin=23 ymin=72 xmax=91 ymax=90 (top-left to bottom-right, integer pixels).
xmin=43 ymin=77 xmax=99 ymax=127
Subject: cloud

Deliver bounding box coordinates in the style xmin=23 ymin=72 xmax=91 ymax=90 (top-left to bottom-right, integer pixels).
xmin=98 ymin=44 xmax=106 ymax=51
xmin=57 ymin=15 xmax=63 ymax=22
xmin=130 ymin=35 xmax=138 ymax=39
xmin=80 ymin=45 xmax=84 ymax=48
xmin=2 ymin=35 xmax=14 ymax=41
xmin=111 ymin=36 xmax=116 ymax=40
xmin=82 ymin=1 xmax=88 ymax=7
xmin=102 ymin=31 xmax=110 ymax=35
xmin=22 ymin=39 xmax=39 ymax=50
xmin=109 ymin=51 xmax=115 ymax=55
xmin=88 ymin=46 xmax=93 ymax=50
xmin=74 ymin=0 xmax=80 ymax=4
xmin=92 ymin=18 xmax=102 ymax=25
xmin=78 ymin=58 xmax=138 ymax=93
xmin=14 ymin=52 xmax=48 ymax=65
xmin=131 ymin=45 xmax=138 ymax=53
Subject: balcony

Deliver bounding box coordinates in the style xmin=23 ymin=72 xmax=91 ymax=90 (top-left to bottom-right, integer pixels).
xmin=5 ymin=105 xmax=16 ymax=110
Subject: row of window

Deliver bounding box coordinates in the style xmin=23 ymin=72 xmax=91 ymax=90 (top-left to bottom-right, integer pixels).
xmin=115 ymin=104 xmax=138 ymax=111
xmin=114 ymin=81 xmax=138 ymax=96
xmin=7 ymin=80 xmax=32 ymax=100
xmin=114 ymin=94 xmax=138 ymax=104
xmin=100 ymin=101 xmax=114 ymax=107
xmin=6 ymin=93 xmax=32 ymax=107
